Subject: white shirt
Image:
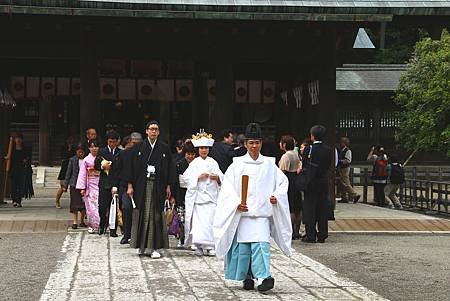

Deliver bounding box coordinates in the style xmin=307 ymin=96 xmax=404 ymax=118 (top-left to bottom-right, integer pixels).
xmin=107 ymin=146 xmax=116 ymax=155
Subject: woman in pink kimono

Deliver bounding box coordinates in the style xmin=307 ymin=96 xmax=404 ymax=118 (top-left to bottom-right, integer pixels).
xmin=76 ymin=140 xmax=100 ymax=234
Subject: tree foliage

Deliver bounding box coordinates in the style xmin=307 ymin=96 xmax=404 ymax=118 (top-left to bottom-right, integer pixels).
xmin=375 ymin=27 xmax=427 ymax=64
xmin=394 ymin=30 xmax=450 ymax=156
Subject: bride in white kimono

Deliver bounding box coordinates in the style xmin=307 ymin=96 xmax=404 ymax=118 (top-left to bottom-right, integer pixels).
xmin=213 ymin=123 xmax=292 ymax=292
xmin=183 ymin=131 xmax=224 ymax=256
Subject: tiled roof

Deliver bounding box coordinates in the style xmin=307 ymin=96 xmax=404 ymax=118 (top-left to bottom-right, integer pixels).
xmin=336 ymin=64 xmax=407 ymax=92
xmin=0 ymin=0 xmax=449 ymax=19
xmin=82 ymin=0 xmax=450 ymax=8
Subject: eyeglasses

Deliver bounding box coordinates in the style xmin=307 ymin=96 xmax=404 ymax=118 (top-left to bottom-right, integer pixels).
xmin=147 ymin=127 xmax=159 ymax=132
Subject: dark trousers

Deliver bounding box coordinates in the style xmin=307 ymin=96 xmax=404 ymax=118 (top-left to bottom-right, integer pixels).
xmin=373 ymin=183 xmax=386 ymax=206
xmin=11 ymin=176 xmax=23 ymax=204
xmin=303 ymin=190 xmax=329 ymax=241
xmin=120 ymin=188 xmax=133 ymax=239
xmin=98 ymin=187 xmax=116 ymax=230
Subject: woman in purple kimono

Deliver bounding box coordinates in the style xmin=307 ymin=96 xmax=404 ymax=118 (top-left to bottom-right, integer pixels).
xmin=76 ymin=140 xmax=100 ymax=234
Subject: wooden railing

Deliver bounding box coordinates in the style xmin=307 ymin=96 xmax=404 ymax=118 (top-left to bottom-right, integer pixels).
xmin=346 ymin=166 xmax=450 ymax=216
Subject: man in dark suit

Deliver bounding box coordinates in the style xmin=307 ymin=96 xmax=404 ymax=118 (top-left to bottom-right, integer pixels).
xmin=94 ymin=130 xmax=121 ymax=236
xmin=125 ymin=121 xmax=177 ymax=258
xmin=209 ymin=129 xmax=235 ymax=173
xmin=302 ymin=125 xmax=333 ymax=243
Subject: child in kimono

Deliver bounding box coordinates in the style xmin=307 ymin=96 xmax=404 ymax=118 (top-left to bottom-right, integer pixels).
xmin=183 ymin=131 xmax=223 ymax=256
xmin=76 ymin=140 xmax=101 ymax=234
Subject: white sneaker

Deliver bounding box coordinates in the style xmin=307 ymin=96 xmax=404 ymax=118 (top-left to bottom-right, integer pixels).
xmin=87 ymin=227 xmax=95 ymax=234
xmin=177 ymin=241 xmax=184 ymax=249
xmin=194 ymin=248 xmax=204 ymax=256
xmin=150 ymin=250 xmax=161 ymax=259
xmin=190 ymin=245 xmax=197 ymax=251
xmin=206 ymin=249 xmax=216 ymax=256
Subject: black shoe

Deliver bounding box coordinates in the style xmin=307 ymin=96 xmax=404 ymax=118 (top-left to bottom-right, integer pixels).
xmin=120 ymin=237 xmax=130 ymax=244
xmin=98 ymin=228 xmax=105 ymax=235
xmin=243 ymin=279 xmax=254 ymax=290
xmin=292 ymin=233 xmax=301 ymax=240
xmin=353 ymin=195 xmax=361 ymax=203
xmin=257 ymin=277 xmax=274 ymax=292
xmin=13 ymin=202 xmax=18 ymax=207
xmin=301 ymin=237 xmax=316 ymax=243
xmin=110 ymin=230 xmax=118 ymax=237
xmin=71 ymin=224 xmax=78 ymax=230
xmin=317 ymin=238 xmax=326 ymax=243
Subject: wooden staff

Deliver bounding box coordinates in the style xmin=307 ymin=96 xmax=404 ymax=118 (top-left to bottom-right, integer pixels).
xmin=5 ymin=136 xmax=13 ymax=172
xmin=3 ymin=136 xmax=13 ymax=198
xmin=241 ymin=175 xmax=249 ymax=206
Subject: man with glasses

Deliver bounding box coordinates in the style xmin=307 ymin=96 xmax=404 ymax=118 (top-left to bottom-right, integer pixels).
xmin=124 ymin=121 xmax=176 ymax=258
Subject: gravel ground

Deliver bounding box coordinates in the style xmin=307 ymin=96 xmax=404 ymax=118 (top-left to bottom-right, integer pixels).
xmin=293 ymin=233 xmax=450 ymax=301
xmin=1 ymin=232 xmax=449 ymax=301
xmin=0 ymin=233 xmax=66 ymax=301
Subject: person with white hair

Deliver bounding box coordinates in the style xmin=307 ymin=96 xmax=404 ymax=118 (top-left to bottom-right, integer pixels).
xmin=183 ymin=130 xmax=223 ymax=256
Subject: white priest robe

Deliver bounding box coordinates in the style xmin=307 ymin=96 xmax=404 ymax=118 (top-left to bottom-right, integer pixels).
xmin=213 ymin=153 xmax=292 ymax=260
xmin=183 ymin=156 xmax=224 ymax=248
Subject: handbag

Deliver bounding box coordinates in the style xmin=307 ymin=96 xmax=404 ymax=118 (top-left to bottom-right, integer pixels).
xmin=164 ymin=200 xmax=174 ymax=225
xmin=167 ymin=208 xmax=181 ymax=236
xmin=295 ymin=146 xmax=313 ymax=192
xmin=109 ymin=194 xmax=118 ymax=229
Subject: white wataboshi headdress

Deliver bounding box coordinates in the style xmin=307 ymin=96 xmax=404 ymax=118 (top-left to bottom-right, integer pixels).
xmin=191 ymin=129 xmax=214 ymax=148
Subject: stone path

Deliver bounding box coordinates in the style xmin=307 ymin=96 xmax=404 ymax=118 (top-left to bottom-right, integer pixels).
xmin=40 ymin=233 xmax=388 ymax=301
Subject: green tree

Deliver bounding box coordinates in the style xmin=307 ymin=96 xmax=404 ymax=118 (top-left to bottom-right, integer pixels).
xmin=374 ymin=27 xmax=427 ymax=64
xmin=394 ymin=29 xmax=450 ymax=157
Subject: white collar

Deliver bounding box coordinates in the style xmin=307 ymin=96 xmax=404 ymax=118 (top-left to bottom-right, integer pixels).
xmin=148 ymin=138 xmax=157 ymax=148
xmin=243 ymin=152 xmax=264 ymax=164
xmin=107 ymin=146 xmax=116 ymax=154
xmin=313 ymin=141 xmax=323 ymax=144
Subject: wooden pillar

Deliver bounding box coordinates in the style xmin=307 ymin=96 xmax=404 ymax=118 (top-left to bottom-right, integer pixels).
xmin=317 ymin=27 xmax=337 ymax=205
xmin=317 ymin=41 xmax=337 ymax=147
xmin=211 ymin=63 xmax=233 ymax=135
xmin=80 ymin=30 xmax=100 ymax=135
xmin=379 ymin=22 xmax=387 ymax=50
xmin=159 ymin=101 xmax=170 ymax=143
xmin=193 ymin=67 xmax=209 ymax=131
xmin=39 ymin=96 xmax=51 ymax=165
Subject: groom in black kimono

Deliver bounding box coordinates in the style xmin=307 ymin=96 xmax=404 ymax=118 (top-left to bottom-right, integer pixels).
xmin=125 ymin=120 xmax=176 ymax=258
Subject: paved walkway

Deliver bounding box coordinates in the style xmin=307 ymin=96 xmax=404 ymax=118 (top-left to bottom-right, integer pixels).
xmin=40 ymin=233 xmax=388 ymax=301
xmin=2 ymin=188 xmax=450 ymax=233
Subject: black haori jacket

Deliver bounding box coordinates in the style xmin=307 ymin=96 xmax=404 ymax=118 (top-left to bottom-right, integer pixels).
xmin=123 ymin=139 xmax=176 ymax=210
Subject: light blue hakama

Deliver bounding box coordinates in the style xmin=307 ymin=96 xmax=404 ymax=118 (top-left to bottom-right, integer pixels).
xmin=225 ymin=237 xmax=271 ymax=281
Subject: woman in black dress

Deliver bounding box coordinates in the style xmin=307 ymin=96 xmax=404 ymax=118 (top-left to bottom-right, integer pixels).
xmin=56 ymin=136 xmax=76 ymax=208
xmin=9 ymin=133 xmax=33 ymax=207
